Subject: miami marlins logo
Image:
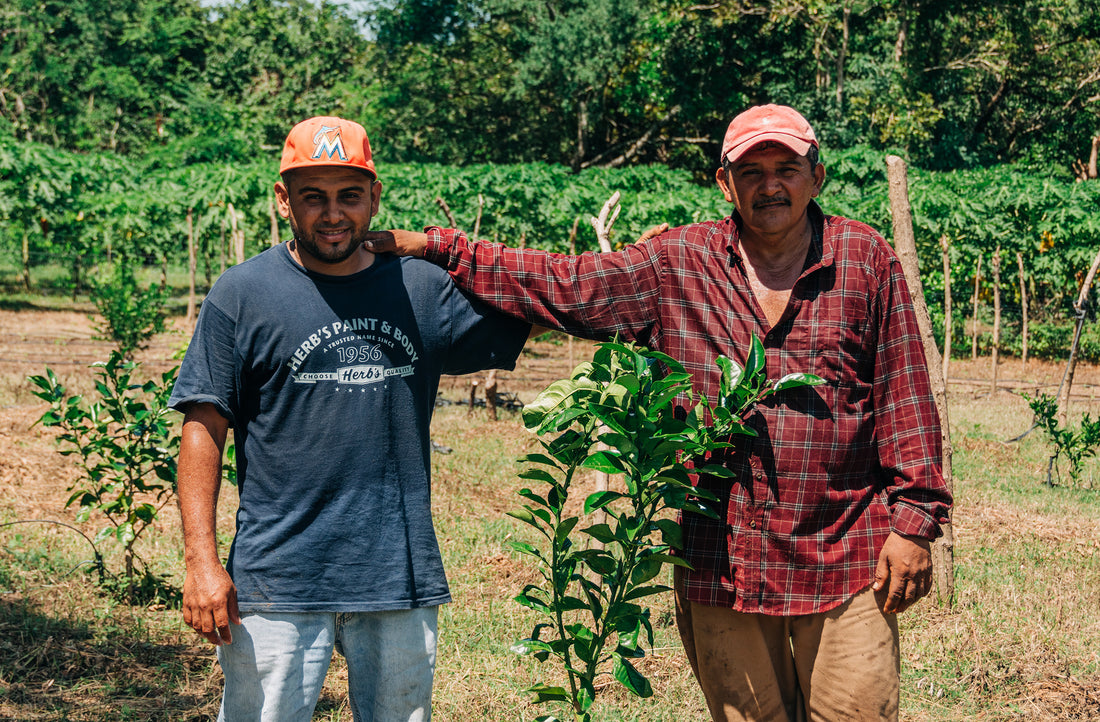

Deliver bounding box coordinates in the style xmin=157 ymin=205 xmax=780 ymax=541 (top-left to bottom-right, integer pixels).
xmin=311 ymin=125 xmax=348 ymax=162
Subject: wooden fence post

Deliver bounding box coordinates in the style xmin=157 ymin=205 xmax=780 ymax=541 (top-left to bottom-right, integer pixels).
xmin=991 ymin=246 xmax=1001 ymax=394
xmin=269 ymin=198 xmax=281 ymax=247
xmin=1017 ymin=251 xmax=1029 ymax=369
xmin=1056 ymin=246 xmax=1100 ymax=427
xmin=941 ymin=236 xmax=952 ymax=382
xmin=22 ymin=230 xmax=31 ymax=291
xmin=971 ymin=255 xmax=982 ymax=361
xmin=886 ymin=155 xmax=955 ymax=605
xmin=587 ymin=193 xmax=621 ymax=539
xmin=186 ymin=208 xmax=197 ymax=331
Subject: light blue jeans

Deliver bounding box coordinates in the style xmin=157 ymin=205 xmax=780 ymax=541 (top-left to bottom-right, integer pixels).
xmin=216 ymin=607 xmax=438 ymax=722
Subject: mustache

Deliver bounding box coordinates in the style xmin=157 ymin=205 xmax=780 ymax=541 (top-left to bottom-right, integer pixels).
xmin=753 ymin=198 xmax=791 ymax=209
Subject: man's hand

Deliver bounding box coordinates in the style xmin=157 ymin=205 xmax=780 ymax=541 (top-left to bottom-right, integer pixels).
xmin=363 ymin=230 xmax=429 ymax=257
xmin=872 ymin=532 xmax=933 ymax=614
xmin=636 ymin=223 xmax=669 ymax=244
xmin=182 ymin=560 xmax=240 ymax=645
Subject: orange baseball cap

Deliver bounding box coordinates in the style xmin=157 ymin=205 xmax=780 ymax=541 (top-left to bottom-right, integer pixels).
xmin=279 ymin=116 xmax=377 ymax=179
xmin=720 ymin=105 xmax=818 ymax=165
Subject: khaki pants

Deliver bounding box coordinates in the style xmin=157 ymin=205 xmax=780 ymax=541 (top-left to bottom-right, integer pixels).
xmin=675 ymin=571 xmax=899 ymax=722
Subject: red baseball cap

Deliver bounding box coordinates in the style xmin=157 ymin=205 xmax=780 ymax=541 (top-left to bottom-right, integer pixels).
xmin=279 ymin=116 xmax=377 ymax=179
xmin=720 ymin=105 xmax=818 ymax=165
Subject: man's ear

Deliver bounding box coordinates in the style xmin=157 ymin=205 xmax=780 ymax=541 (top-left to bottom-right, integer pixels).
xmin=274 ymin=180 xmax=291 ymax=219
xmin=370 ymin=180 xmax=383 ymax=216
xmin=715 ymin=166 xmax=735 ymax=203
xmin=812 ymin=163 xmax=826 ymax=197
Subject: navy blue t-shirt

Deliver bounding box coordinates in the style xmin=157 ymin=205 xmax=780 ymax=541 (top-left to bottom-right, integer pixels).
xmin=169 ymin=244 xmax=529 ymax=612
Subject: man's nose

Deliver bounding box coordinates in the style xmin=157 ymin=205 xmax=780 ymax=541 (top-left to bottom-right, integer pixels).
xmin=759 ymin=172 xmax=782 ymax=193
xmin=321 ymin=198 xmax=343 ymax=222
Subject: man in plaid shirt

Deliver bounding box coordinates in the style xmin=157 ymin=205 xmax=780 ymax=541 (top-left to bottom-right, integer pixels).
xmin=366 ymin=104 xmax=951 ymax=721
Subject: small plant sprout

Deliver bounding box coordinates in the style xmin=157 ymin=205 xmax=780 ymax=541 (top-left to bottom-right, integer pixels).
xmin=1024 ymin=391 xmax=1100 ymax=487
xmin=29 ymin=352 xmax=181 ymax=601
xmin=509 ymin=337 xmax=823 ymax=721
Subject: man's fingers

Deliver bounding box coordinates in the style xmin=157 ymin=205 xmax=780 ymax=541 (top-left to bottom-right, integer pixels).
xmin=362 ymin=231 xmax=395 ymax=253
xmin=636 ymin=223 xmax=669 ymax=244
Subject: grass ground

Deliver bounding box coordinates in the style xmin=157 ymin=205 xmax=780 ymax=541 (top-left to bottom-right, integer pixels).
xmin=2 ymin=306 xmax=1100 ymax=720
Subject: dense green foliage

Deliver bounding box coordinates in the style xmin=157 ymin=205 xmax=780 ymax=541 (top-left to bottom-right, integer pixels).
xmin=3 ymin=133 xmax=1099 ymax=359
xmin=2 ymin=0 xmax=1099 ymax=356
xmin=2 ymin=0 xmax=1097 ymax=172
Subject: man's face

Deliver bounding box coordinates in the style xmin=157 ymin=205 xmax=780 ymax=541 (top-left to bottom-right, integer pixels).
xmin=715 ymin=143 xmax=825 ymax=244
xmin=274 ymin=167 xmax=382 ymax=270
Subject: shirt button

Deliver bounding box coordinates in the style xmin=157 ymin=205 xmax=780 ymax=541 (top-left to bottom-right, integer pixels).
xmin=749 ymin=521 xmax=757 ymax=529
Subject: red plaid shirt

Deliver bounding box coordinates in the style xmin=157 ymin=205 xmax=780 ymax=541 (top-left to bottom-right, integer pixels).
xmin=424 ymin=203 xmax=951 ymax=615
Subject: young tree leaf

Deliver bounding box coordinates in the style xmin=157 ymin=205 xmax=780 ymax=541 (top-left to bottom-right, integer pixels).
xmin=612 ymin=654 xmax=653 ymax=698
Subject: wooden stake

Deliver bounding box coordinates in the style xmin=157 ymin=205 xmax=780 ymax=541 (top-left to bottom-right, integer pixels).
xmin=1056 ymin=245 xmax=1100 ymax=427
xmin=269 ymin=197 xmax=281 ymax=247
xmin=941 ymin=236 xmax=951 ymax=382
xmin=186 ymin=208 xmax=197 ymax=331
xmin=473 ymin=194 xmax=484 ymax=239
xmin=886 ymin=155 xmax=955 ymax=605
xmin=435 ymin=197 xmax=457 ymax=227
xmin=485 ymin=369 xmax=498 ymax=421
xmin=971 ymin=255 xmax=982 ymax=361
xmin=468 ymin=380 xmax=479 ymax=417
xmin=228 ymin=203 xmax=245 ymax=265
xmin=1017 ymin=251 xmax=1029 ymax=369
xmin=991 ymin=246 xmax=1001 ymax=394
xmin=21 ymin=230 xmax=30 ymax=292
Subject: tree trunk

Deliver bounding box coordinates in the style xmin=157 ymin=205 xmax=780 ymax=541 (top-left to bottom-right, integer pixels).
xmin=572 ymin=96 xmax=589 ymax=173
xmin=228 ymin=203 xmax=245 ymax=265
xmin=186 ymin=208 xmax=197 ymax=331
xmin=473 ymin=194 xmax=485 ymax=239
xmin=886 ymin=155 xmax=955 ymax=606
xmin=836 ymin=6 xmax=849 ymax=113
xmin=219 ymin=216 xmax=227 ymax=276
xmin=991 ymin=246 xmax=1001 ymax=394
xmin=21 ymin=229 xmax=30 ymax=291
xmin=269 ymin=197 xmax=281 ymax=247
xmin=971 ymin=255 xmax=982 ymax=360
xmin=894 ymin=0 xmax=909 ymax=62
xmin=1017 ymin=251 xmax=1029 ymax=368
xmin=941 ymin=236 xmax=951 ymax=382
xmin=1056 ymin=245 xmax=1100 ymax=427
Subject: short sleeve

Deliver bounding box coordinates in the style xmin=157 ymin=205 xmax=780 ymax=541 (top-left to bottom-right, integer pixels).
xmin=442 ymin=286 xmax=529 ymax=376
xmin=169 ymin=299 xmax=240 ymax=426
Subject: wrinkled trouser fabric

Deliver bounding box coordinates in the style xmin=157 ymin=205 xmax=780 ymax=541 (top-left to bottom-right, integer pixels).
xmin=216 ymin=607 xmax=438 ymax=722
xmin=675 ymin=573 xmax=900 ymax=722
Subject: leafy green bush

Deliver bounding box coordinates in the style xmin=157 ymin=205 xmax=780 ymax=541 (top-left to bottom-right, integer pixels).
xmin=510 ymin=338 xmax=822 ymax=720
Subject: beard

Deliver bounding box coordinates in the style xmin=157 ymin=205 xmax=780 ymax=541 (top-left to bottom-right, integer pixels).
xmin=288 ymin=217 xmax=371 ymax=267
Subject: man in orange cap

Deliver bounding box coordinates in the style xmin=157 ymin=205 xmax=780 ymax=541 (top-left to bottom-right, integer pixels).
xmin=170 ymin=116 xmax=529 ymax=721
xmin=365 ymin=104 xmax=951 ymax=721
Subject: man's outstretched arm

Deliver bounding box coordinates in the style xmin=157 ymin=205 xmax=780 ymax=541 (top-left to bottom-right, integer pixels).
xmin=365 ymin=227 xmax=665 ymax=343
